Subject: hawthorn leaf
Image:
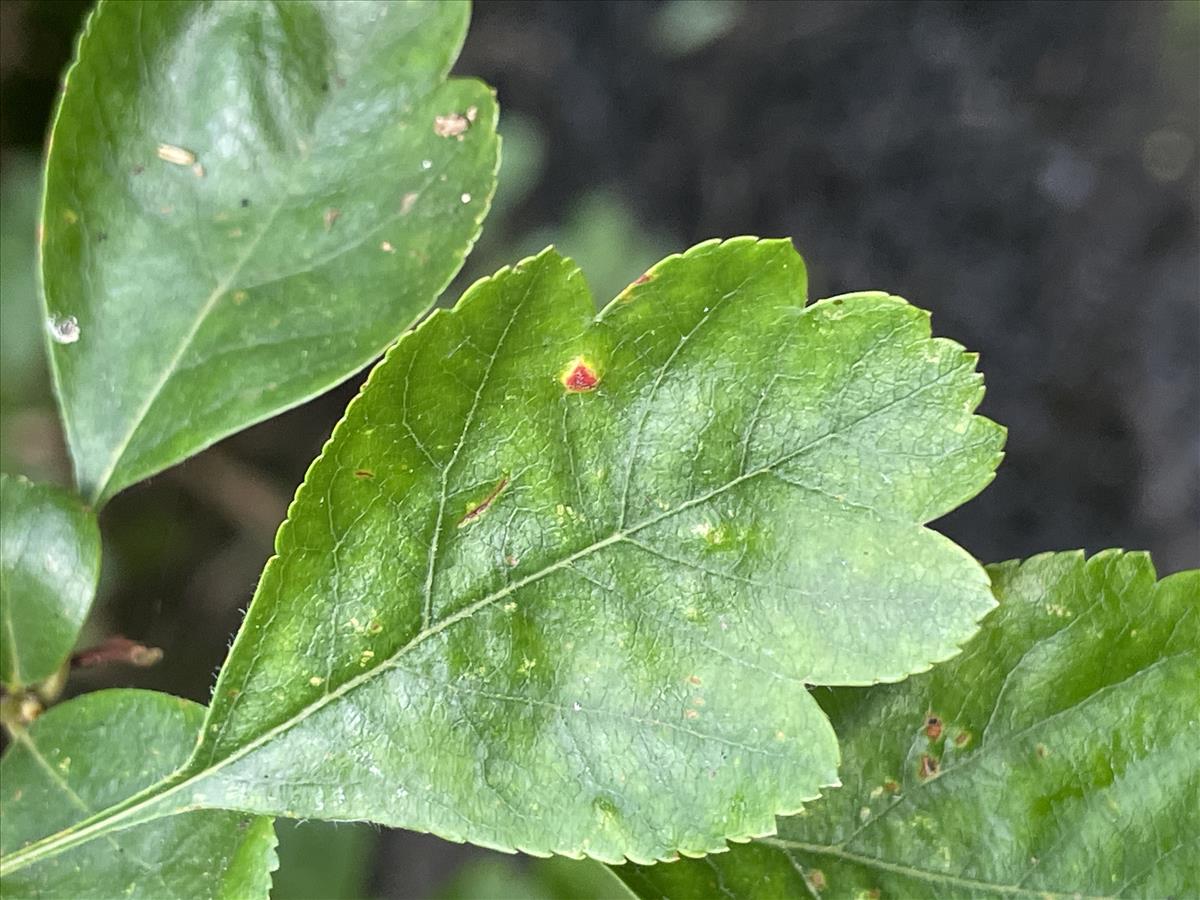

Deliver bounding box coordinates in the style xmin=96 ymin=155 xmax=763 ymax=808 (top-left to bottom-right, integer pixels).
xmin=0 ymin=474 xmax=101 ymax=692
xmin=42 ymin=0 xmax=498 ymax=506
xmin=0 ymin=238 xmax=1004 ymax=876
xmin=615 ymin=550 xmax=1200 ymax=899
xmin=0 ymin=689 xmax=277 ymax=899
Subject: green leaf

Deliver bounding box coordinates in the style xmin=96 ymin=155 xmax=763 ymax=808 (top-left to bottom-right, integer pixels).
xmin=0 ymin=474 xmax=101 ymax=691
xmin=0 ymin=238 xmax=1003 ymax=876
xmin=43 ymin=0 xmax=498 ymax=506
xmin=615 ymin=550 xmax=1200 ymax=899
xmin=0 ymin=689 xmax=277 ymax=899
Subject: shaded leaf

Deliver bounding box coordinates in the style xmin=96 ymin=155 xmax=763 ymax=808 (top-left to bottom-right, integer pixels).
xmin=0 ymin=474 xmax=100 ymax=691
xmin=437 ymin=856 xmax=635 ymax=900
xmin=270 ymin=820 xmax=375 ymax=900
xmin=42 ymin=0 xmax=498 ymax=505
xmin=615 ymin=550 xmax=1200 ymax=899
xmin=0 ymin=238 xmax=1003 ymax=876
xmin=0 ymin=689 xmax=277 ymax=899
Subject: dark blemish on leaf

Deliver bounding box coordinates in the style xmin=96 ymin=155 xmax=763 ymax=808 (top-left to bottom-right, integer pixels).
xmin=562 ymin=358 xmax=599 ymax=392
xmin=240 ymin=197 xmax=251 ymax=208
xmin=918 ymin=754 xmax=939 ymax=779
xmin=633 ymin=272 xmax=652 ymax=286
xmin=1035 ymin=743 xmax=1049 ymax=759
xmin=320 ymin=80 xmax=329 ymax=92
xmin=324 ymin=208 xmax=341 ymax=231
xmin=883 ymin=779 xmax=900 ymax=794
xmin=132 ymin=164 xmax=144 ymax=176
xmin=457 ymin=476 xmax=509 ymax=528
xmin=808 ymin=869 xmax=827 ymax=891
xmin=954 ymin=730 xmax=972 ymax=748
xmin=354 ymin=469 xmax=374 ymax=479
xmin=924 ymin=714 xmax=943 ymax=740
xmin=865 ymin=890 xmax=881 ymax=899
xmin=832 ymin=298 xmax=844 ymax=306
xmin=97 ymin=231 xmax=108 ymax=242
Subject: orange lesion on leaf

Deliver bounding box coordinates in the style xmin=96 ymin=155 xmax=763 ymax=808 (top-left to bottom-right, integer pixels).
xmin=561 ymin=357 xmax=600 ymax=392
xmin=924 ymin=713 xmax=943 ymax=740
xmin=457 ymin=476 xmax=509 ymax=528
xmin=616 ymin=271 xmax=654 ymax=302
xmin=918 ymin=753 xmax=940 ymax=780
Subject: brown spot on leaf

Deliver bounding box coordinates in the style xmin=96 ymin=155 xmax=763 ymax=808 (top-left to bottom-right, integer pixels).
xmin=808 ymin=869 xmax=827 ymax=891
xmin=918 ymin=754 xmax=940 ymax=779
xmin=883 ymin=779 xmax=901 ymax=794
xmin=687 ymin=674 xmax=702 ymax=686
xmin=924 ymin=714 xmax=943 ymax=740
xmin=457 ymin=476 xmax=509 ymax=528
xmin=324 ymin=208 xmax=341 ymax=231
xmin=1035 ymin=743 xmax=1049 ymax=759
xmin=954 ymin=730 xmax=972 ymax=748
xmin=354 ymin=469 xmax=374 ymax=479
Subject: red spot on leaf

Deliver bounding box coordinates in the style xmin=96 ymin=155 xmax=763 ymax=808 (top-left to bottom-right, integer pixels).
xmin=924 ymin=714 xmax=943 ymax=740
xmin=633 ymin=272 xmax=652 ymax=286
xmin=563 ymin=360 xmax=599 ymax=392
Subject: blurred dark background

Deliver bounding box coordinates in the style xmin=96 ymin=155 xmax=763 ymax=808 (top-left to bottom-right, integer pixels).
xmin=1 ymin=1 xmax=1197 ymax=897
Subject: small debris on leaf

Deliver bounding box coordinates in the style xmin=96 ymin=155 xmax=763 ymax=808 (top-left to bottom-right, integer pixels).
xmin=434 ymin=112 xmax=471 ymax=140
xmin=157 ymin=143 xmax=196 ymax=166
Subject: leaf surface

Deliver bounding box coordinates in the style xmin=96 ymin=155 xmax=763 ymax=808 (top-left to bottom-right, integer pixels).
xmin=0 ymin=238 xmax=1003 ymax=872
xmin=0 ymin=690 xmax=277 ymax=899
xmin=615 ymin=550 xmax=1200 ymax=899
xmin=0 ymin=474 xmax=101 ymax=691
xmin=42 ymin=0 xmax=498 ymax=504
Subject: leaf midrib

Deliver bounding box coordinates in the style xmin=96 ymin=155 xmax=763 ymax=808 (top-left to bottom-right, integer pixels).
xmin=0 ymin=347 xmax=974 ymax=875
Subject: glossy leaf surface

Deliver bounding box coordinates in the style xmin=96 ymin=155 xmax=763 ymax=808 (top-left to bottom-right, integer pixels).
xmin=0 ymin=474 xmax=101 ymax=691
xmin=0 ymin=239 xmax=1003 ymax=873
xmin=616 ymin=550 xmax=1200 ymax=899
xmin=0 ymin=690 xmax=277 ymax=899
xmin=42 ymin=0 xmax=498 ymax=504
